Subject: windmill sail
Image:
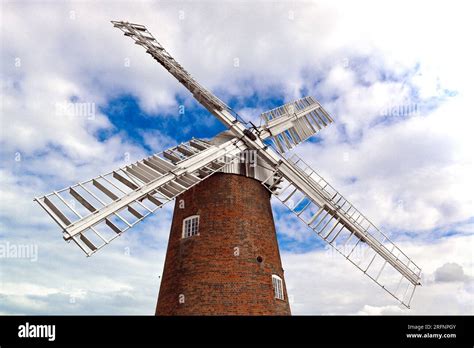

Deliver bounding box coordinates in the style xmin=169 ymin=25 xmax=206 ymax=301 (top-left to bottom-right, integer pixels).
xmin=35 ymin=138 xmax=247 ymax=256
xmin=259 ymin=96 xmax=334 ymax=153
xmin=112 ymin=21 xmax=230 ymax=116
xmin=111 ymin=21 xmax=254 ymax=138
xmin=261 ymin=154 xmax=422 ymax=308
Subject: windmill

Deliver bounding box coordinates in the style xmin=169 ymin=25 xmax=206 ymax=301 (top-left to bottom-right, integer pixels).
xmin=35 ymin=21 xmax=422 ymax=315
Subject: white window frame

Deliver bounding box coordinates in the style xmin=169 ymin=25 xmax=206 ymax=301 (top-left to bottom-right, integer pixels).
xmin=272 ymin=274 xmax=284 ymax=300
xmin=182 ymin=215 xmax=200 ymax=239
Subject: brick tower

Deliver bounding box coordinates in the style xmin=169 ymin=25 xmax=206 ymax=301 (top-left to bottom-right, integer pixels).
xmin=155 ymin=170 xmax=291 ymax=315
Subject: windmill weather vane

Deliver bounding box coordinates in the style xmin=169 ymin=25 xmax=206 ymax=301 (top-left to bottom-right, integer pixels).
xmin=34 ymin=21 xmax=422 ymax=315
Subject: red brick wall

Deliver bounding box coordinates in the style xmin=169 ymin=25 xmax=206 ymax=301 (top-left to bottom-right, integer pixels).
xmin=155 ymin=173 xmax=291 ymax=315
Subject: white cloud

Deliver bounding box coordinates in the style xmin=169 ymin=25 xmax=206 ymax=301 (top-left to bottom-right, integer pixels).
xmin=139 ymin=129 xmax=177 ymax=153
xmin=282 ymin=234 xmax=474 ymax=315
xmin=295 ymin=94 xmax=474 ymax=232
xmin=434 ymin=263 xmax=469 ymax=283
xmin=0 ymin=209 xmax=172 ymax=314
xmin=0 ymin=0 xmax=472 ymax=315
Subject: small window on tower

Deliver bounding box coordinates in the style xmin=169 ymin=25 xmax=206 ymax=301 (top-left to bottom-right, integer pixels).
xmin=182 ymin=215 xmax=200 ymax=238
xmin=272 ymin=274 xmax=284 ymax=300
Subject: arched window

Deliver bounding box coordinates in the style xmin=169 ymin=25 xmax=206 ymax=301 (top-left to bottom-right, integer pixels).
xmin=182 ymin=215 xmax=200 ymax=238
xmin=272 ymin=274 xmax=284 ymax=300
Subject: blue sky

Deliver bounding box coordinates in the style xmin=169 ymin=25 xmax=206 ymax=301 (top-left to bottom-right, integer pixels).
xmin=0 ymin=0 xmax=473 ymax=315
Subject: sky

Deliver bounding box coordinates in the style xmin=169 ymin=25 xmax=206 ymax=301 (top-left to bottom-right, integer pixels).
xmin=0 ymin=0 xmax=473 ymax=315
